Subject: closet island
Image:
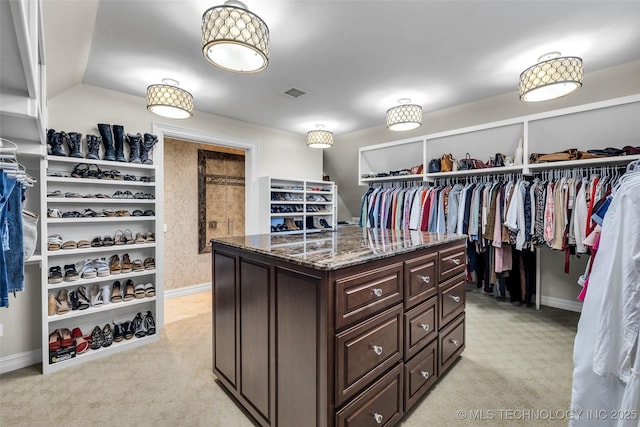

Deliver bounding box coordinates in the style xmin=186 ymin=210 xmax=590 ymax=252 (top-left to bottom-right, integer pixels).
xmin=211 ymin=225 xmax=467 ymax=427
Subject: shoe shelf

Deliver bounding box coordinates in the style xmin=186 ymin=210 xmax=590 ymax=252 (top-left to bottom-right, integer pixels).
xmin=259 ymin=176 xmax=337 ymax=235
xmin=43 ymin=149 xmax=161 ymax=374
xmin=47 ymin=296 xmax=157 ymax=323
xmin=47 ymin=269 xmax=156 ymax=290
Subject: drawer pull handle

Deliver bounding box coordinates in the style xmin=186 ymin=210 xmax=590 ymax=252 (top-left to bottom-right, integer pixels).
xmin=451 ymin=258 xmax=461 ymax=265
xmin=421 ymin=370 xmax=430 ymax=379
xmin=450 ymin=339 xmax=460 ymax=347
xmin=420 ymin=323 xmax=430 ymax=332
xmin=448 ymin=295 xmax=461 ymax=303
xmin=373 ymin=413 xmax=384 ymax=424
xmin=371 ymin=345 xmax=383 ymax=356
xmin=372 ymin=288 xmax=383 ymax=297
xmin=419 ymin=275 xmax=430 ymax=284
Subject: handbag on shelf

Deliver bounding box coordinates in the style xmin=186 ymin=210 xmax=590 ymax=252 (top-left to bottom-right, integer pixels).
xmin=529 ymin=148 xmax=580 ymax=164
xmin=440 ymin=153 xmax=454 ymax=172
xmin=409 ymin=164 xmax=424 ymax=175
xmin=428 ymin=158 xmax=441 ymax=173
xmin=458 ymin=153 xmax=487 ymax=170
xmin=494 ymin=153 xmax=505 ymax=167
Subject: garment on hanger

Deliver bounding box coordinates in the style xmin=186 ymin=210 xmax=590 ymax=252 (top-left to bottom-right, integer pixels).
xmin=570 ymin=165 xmax=640 ymax=426
xmin=0 ymin=170 xmax=24 ymax=308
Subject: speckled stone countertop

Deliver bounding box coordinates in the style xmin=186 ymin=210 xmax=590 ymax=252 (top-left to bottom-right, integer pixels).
xmin=211 ymin=225 xmax=466 ymax=271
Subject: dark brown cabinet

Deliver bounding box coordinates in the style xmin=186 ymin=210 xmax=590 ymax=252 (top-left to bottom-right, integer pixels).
xmin=212 ymin=237 xmax=466 ymax=427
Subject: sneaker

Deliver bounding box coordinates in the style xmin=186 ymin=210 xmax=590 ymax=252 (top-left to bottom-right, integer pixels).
xmin=63 ymin=264 xmax=79 ymax=281
xmin=48 ymin=266 xmax=63 ymax=284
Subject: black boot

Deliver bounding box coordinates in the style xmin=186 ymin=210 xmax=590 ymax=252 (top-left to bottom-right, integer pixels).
xmin=67 ymin=132 xmax=84 ymax=158
xmin=86 ymin=135 xmax=101 ymax=160
xmin=112 ymin=125 xmax=126 ymax=162
xmin=141 ymin=133 xmax=158 ymax=165
xmin=47 ymin=129 xmax=67 ymax=156
xmin=97 ymin=123 xmax=116 ymax=161
xmin=126 ymin=133 xmax=142 ymax=164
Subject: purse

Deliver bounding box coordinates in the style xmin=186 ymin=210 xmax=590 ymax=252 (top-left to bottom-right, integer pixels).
xmin=458 ymin=153 xmax=487 ymax=170
xmin=428 ymin=158 xmax=441 ymax=173
xmin=494 ymin=153 xmax=505 ymax=167
xmin=529 ymin=148 xmax=580 ymax=163
xmin=440 ymin=154 xmax=454 ymax=172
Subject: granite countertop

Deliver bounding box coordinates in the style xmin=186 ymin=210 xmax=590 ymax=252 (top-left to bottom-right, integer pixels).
xmin=211 ymin=225 xmax=466 ymax=270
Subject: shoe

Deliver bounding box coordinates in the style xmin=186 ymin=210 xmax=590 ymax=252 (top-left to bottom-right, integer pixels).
xmin=47 ymin=234 xmax=63 ymax=251
xmin=143 ymin=311 xmax=156 ymax=335
xmin=86 ymin=134 xmax=101 ymax=160
xmin=48 ymin=294 xmax=58 ymax=316
xmin=97 ymin=123 xmax=116 ymax=161
xmin=47 ymin=129 xmax=67 ymax=156
xmin=143 ymin=258 xmax=155 ymax=270
xmin=132 ymin=259 xmax=144 ymax=272
xmin=141 ymin=133 xmax=157 ymax=164
xmin=102 ymin=324 xmax=114 ymax=347
xmin=69 ymin=289 xmax=79 ymax=310
xmin=48 ymin=266 xmax=63 ymax=284
xmin=48 ymin=329 xmax=62 ymax=351
xmin=133 ymin=313 xmax=147 ymax=338
xmin=123 ymin=229 xmax=134 ymax=244
xmin=123 ymin=279 xmax=135 ymax=302
xmin=56 ymin=289 xmax=71 ymax=314
xmin=77 ymin=286 xmax=91 ymax=310
xmin=72 ymin=327 xmax=90 ymax=354
xmin=100 ymin=284 xmax=111 ymax=305
xmin=78 ymin=259 xmax=97 ymax=279
xmin=144 ymin=283 xmax=155 ymax=298
xmin=112 ymin=322 xmax=124 ymax=342
xmin=110 ymin=281 xmax=123 ymax=303
xmin=121 ymin=254 xmax=132 ymax=273
xmin=145 ymin=232 xmax=155 ymax=243
xmin=90 ymin=325 xmax=104 ymax=350
xmin=90 ymin=284 xmax=103 ymax=307
xmin=63 ymin=264 xmax=79 ymax=281
xmin=102 ymin=235 xmax=115 ymax=246
xmin=91 ymin=236 xmax=104 ymax=247
xmin=93 ymin=258 xmax=110 ymax=277
xmin=109 ymin=254 xmax=121 ymax=274
xmin=134 ymin=232 xmax=146 ymax=244
xmin=125 ymin=132 xmax=142 ymax=163
xmin=114 ymin=229 xmax=125 ymax=245
xmin=123 ymin=320 xmax=134 ymax=340
xmin=59 ymin=328 xmax=74 ymax=348
xmin=134 ymin=282 xmax=146 ymax=299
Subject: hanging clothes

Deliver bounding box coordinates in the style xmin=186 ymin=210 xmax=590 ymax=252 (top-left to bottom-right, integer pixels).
xmin=570 ymin=167 xmax=640 ymax=426
xmin=0 ymin=170 xmax=25 ymax=308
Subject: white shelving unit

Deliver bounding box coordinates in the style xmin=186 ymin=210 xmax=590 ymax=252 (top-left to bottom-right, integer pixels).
xmin=359 ymin=94 xmax=640 ymax=185
xmin=42 ymin=156 xmax=161 ymax=374
xmin=258 ymin=176 xmax=337 ymax=235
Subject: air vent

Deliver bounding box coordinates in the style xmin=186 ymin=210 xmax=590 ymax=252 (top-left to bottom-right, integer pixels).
xmin=283 ymin=88 xmax=306 ymax=98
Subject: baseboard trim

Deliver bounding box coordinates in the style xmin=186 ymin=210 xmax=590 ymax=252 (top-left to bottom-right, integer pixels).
xmin=164 ymin=282 xmax=212 ymax=299
xmin=0 ymin=349 xmax=41 ymax=374
xmin=541 ymin=296 xmax=583 ymax=313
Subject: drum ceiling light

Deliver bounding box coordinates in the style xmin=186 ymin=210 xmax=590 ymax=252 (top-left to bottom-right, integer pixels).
xmin=307 ymin=125 xmax=334 ymax=148
xmin=519 ymin=52 xmax=583 ymax=102
xmin=202 ymin=0 xmax=269 ymax=73
xmin=386 ymin=99 xmax=422 ymax=131
xmin=146 ymin=79 xmax=194 ymax=119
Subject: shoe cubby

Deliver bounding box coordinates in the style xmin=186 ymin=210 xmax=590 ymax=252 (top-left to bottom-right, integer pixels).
xmin=258 ymin=176 xmax=337 ymax=235
xmin=42 ymin=156 xmax=161 ymax=374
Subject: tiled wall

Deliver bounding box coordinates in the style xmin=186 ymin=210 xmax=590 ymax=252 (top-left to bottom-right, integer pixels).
xmin=163 ymin=138 xmax=245 ymax=290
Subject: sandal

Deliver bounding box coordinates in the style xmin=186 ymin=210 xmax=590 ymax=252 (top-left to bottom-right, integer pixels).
xmin=81 ymin=208 xmax=97 ymax=217
xmin=123 ymin=279 xmax=135 ymax=302
xmin=144 ymin=283 xmax=156 ymax=297
xmin=111 ymin=281 xmax=123 ymax=303
xmin=77 ymin=239 xmax=92 ymax=249
xmin=143 ymin=257 xmax=155 ymax=270
xmin=49 ymin=330 xmax=62 ymax=351
xmin=134 ymin=282 xmax=146 ymax=298
xmin=132 ymin=210 xmax=143 ymax=216
xmin=77 ymin=286 xmax=91 ymax=309
xmin=61 ymin=240 xmax=78 ymax=250
xmin=114 ymin=229 xmax=125 ymax=245
xmin=48 ymin=266 xmax=63 ymax=284
xmin=47 ymin=190 xmax=63 ymax=198
xmin=145 ymin=232 xmax=155 ymax=243
xmin=123 ymin=320 xmax=134 ymax=340
xmin=143 ymin=210 xmax=155 ymax=216
xmin=86 ymin=164 xmax=103 ymax=179
xmin=103 ymin=209 xmax=116 ymax=217
xmin=121 ymin=254 xmax=132 ymax=273
xmin=72 ymin=328 xmax=90 ymax=354
xmin=59 ymin=328 xmax=74 ymax=348
xmin=63 ymin=264 xmax=79 ymax=281
xmin=90 ymin=326 xmax=104 ymax=350
xmin=132 ymin=259 xmax=144 ymax=272
xmin=134 ymin=232 xmax=146 ymax=244
xmin=47 ymin=208 xmax=62 ymax=218
xmin=71 ymin=163 xmax=89 ymax=178
xmin=56 ymin=289 xmax=71 ymax=314
xmin=64 ymin=192 xmax=83 ymax=198
xmin=102 ymin=324 xmax=114 ymax=347
xmin=48 ymin=294 xmax=58 ymax=315
xmin=122 ymin=190 xmax=134 ymax=199
xmin=61 ymin=211 xmax=81 ymax=218
xmin=116 ymin=209 xmax=130 ymax=217
xmin=143 ymin=311 xmax=156 ymax=335
xmin=102 ymin=235 xmax=115 ymax=246
xmin=113 ymin=322 xmax=124 ymax=342
xmin=112 ymin=190 xmax=124 ymax=199
xmin=47 ymin=234 xmax=63 ymax=251
xmin=78 ymin=259 xmax=97 ymax=279
xmin=123 ymin=229 xmax=134 ymax=244
xmin=133 ymin=312 xmax=147 ymax=338
xmin=93 ymin=258 xmax=110 ymax=277
xmin=90 ymin=284 xmax=103 ymax=306
xmin=91 ymin=236 xmax=103 ymax=247
xmin=109 ymin=254 xmax=121 ymax=274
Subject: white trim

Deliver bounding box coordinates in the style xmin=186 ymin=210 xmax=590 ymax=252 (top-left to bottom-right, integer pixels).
xmin=540 ymin=296 xmax=583 ymax=313
xmin=0 ymin=349 xmax=41 ymax=374
xmin=165 ymin=282 xmax=212 ymax=299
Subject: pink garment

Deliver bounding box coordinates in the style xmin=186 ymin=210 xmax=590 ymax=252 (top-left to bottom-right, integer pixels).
xmin=577 ymin=230 xmax=601 ymax=301
xmin=543 ymin=181 xmax=555 ymax=246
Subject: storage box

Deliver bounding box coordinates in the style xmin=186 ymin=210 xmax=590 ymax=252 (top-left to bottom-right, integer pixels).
xmin=49 ymin=345 xmax=76 ymax=364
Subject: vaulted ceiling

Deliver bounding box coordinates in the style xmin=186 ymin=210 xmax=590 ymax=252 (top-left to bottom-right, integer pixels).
xmin=43 ymin=0 xmax=640 ymax=136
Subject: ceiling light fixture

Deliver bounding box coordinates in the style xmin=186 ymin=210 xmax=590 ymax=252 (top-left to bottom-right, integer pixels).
xmin=202 ymin=0 xmax=269 ymax=73
xmin=519 ymin=52 xmax=583 ymax=102
xmin=147 ymin=79 xmax=194 ymax=119
xmin=386 ymin=99 xmax=422 ymax=131
xmin=307 ymin=125 xmax=334 ymax=148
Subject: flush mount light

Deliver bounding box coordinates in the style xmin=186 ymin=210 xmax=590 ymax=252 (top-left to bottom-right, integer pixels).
xmin=386 ymin=99 xmax=422 ymax=131
xmin=519 ymin=52 xmax=583 ymax=102
xmin=202 ymin=0 xmax=269 ymax=73
xmin=146 ymin=79 xmax=194 ymax=119
xmin=307 ymin=125 xmax=334 ymax=148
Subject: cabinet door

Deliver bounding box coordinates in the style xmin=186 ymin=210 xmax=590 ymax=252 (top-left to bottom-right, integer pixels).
xmin=240 ymin=258 xmax=271 ymax=422
xmin=213 ymin=251 xmax=237 ymax=387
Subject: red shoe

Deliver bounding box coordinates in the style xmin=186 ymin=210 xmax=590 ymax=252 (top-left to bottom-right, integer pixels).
xmin=48 ymin=330 xmax=61 ymax=351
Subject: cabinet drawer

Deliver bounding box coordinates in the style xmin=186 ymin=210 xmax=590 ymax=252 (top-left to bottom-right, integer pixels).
xmin=439 ymin=274 xmax=466 ymax=327
xmin=336 ymin=263 xmax=403 ymax=329
xmin=336 ymin=305 xmax=403 ymax=406
xmin=439 ymin=313 xmax=465 ymax=375
xmin=404 ymin=297 xmax=437 ymax=360
xmin=336 ymin=363 xmax=403 ymax=427
xmin=404 ymin=252 xmax=437 ymax=309
xmin=439 ymin=244 xmax=466 ymax=282
xmin=404 ymin=340 xmax=438 ymax=412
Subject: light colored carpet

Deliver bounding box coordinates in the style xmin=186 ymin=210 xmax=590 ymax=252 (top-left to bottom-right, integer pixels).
xmin=0 ymin=289 xmax=579 ymax=426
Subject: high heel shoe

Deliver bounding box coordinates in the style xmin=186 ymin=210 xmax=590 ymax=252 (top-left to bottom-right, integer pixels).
xmin=48 ymin=330 xmax=61 ymax=351
xmin=48 ymin=294 xmax=58 ymax=316
xmin=90 ymin=325 xmax=104 ymax=350
xmin=56 ymin=289 xmax=71 ymax=314
xmin=77 ymin=286 xmax=91 ymax=310
xmin=90 ymin=285 xmax=103 ymax=307
xmin=102 ymin=324 xmax=113 ymax=347
xmin=59 ymin=328 xmax=74 ymax=348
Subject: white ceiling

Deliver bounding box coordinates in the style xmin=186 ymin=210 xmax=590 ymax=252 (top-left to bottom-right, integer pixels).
xmin=43 ymin=0 xmax=640 ymax=136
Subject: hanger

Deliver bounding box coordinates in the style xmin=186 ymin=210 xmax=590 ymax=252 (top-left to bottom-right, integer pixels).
xmin=0 ymin=138 xmax=37 ymax=187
